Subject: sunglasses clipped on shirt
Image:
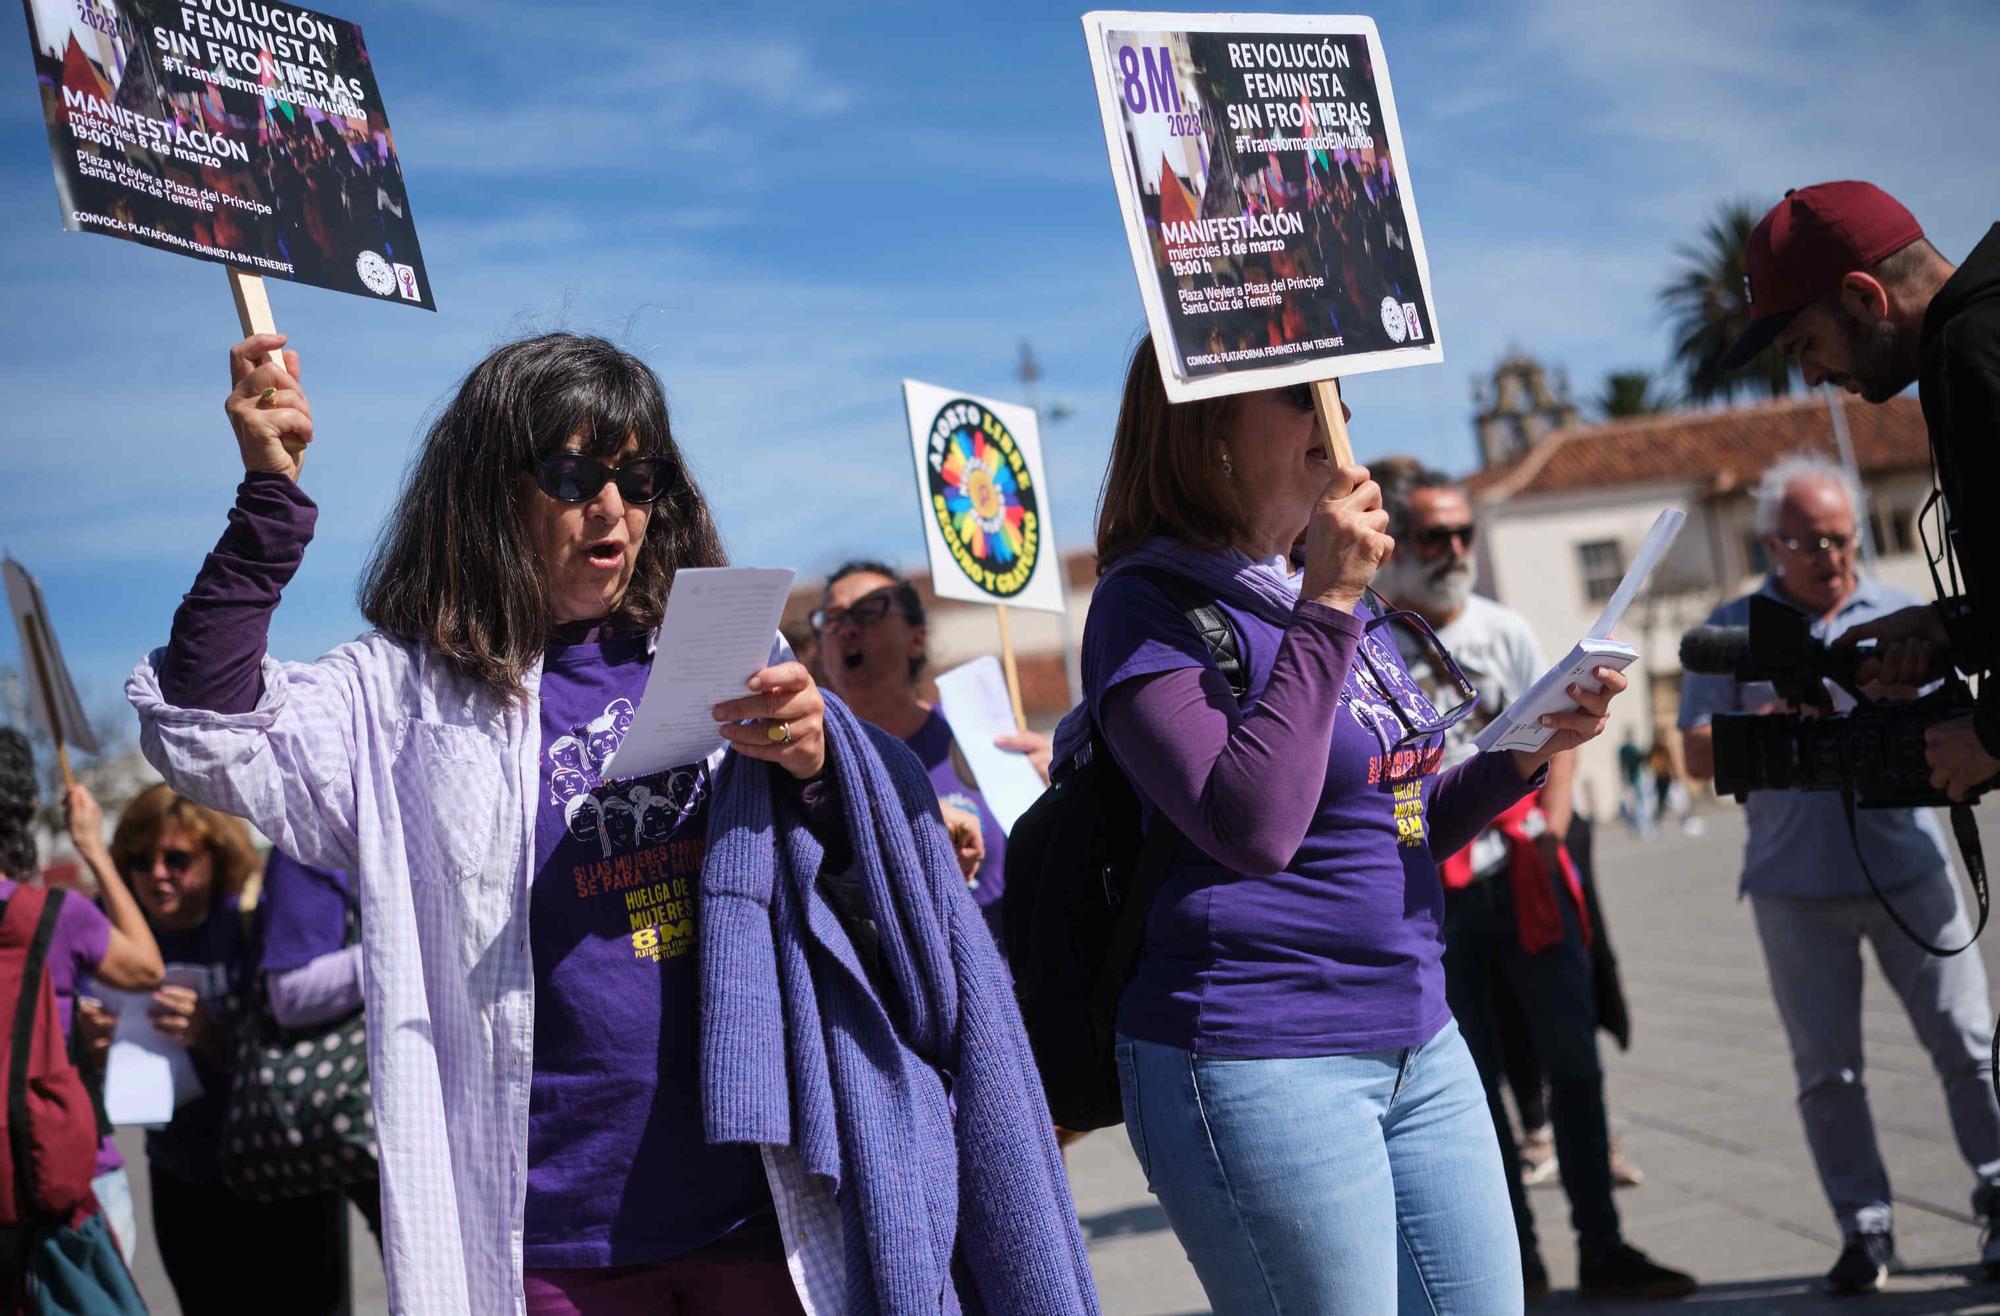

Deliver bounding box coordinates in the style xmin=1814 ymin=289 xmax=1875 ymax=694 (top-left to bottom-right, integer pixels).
xmin=1349 ymin=600 xmax=1480 ymax=755
xmin=533 ymin=452 xmax=678 ymax=506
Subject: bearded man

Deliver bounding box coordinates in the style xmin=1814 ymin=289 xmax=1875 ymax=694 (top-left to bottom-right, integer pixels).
xmin=1378 ymin=466 xmax=1690 ymax=1301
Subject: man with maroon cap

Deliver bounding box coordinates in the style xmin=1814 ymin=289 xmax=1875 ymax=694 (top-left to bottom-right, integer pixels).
xmin=1721 ymin=180 xmax=2000 ymax=800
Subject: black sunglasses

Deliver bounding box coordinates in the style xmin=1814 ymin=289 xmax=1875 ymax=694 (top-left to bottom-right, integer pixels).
xmin=1281 ymin=379 xmax=1346 ymax=413
xmin=129 ymin=847 xmax=197 ymax=876
xmin=810 ymin=590 xmax=900 ymax=633
xmin=533 ymin=452 xmax=677 ymax=506
xmin=1410 ymin=523 xmax=1476 ymax=554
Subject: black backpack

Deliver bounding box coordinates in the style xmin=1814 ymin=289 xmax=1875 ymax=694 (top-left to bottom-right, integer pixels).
xmin=1002 ymin=569 xmax=1247 ymax=1131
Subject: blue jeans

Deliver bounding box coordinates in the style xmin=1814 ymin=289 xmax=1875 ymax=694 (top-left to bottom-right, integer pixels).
xmin=1116 ymin=1018 xmax=1522 ymax=1315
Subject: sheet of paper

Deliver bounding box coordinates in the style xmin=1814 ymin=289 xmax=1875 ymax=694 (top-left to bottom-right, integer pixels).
xmin=601 ymin=567 xmax=796 ymax=781
xmin=1586 ymin=508 xmax=1687 ymax=639
xmin=933 ymin=656 xmax=1046 ymax=834
xmin=1473 ymin=639 xmax=1640 ymax=755
xmin=1472 ymin=505 xmax=1685 ymax=757
xmin=97 ymin=983 xmax=204 ymax=1128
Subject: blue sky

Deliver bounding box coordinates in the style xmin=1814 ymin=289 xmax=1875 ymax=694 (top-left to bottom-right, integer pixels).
xmin=3 ymin=0 xmax=1997 ymax=746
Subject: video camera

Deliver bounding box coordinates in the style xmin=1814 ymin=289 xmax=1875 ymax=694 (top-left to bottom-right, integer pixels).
xmin=1679 ymin=594 xmax=1986 ymax=808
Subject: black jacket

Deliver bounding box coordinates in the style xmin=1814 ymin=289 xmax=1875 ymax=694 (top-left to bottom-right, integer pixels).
xmin=1920 ymin=223 xmax=2000 ymax=749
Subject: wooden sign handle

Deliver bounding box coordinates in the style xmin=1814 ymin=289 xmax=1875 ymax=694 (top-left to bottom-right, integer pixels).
xmin=227 ymin=268 xmax=305 ymax=474
xmin=21 ymin=612 xmax=75 ymax=790
xmin=229 ymin=268 xmax=281 ymax=362
xmin=1311 ymin=378 xmax=1354 ymax=468
xmin=994 ymin=605 xmax=1029 ymax=733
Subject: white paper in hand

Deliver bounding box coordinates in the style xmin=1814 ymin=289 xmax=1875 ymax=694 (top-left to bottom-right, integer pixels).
xmin=600 ymin=567 xmax=796 ymax=781
xmin=98 ymin=984 xmax=204 ymax=1127
xmin=1472 ymin=508 xmax=1686 ymax=756
xmin=933 ymin=656 xmax=1046 ymax=834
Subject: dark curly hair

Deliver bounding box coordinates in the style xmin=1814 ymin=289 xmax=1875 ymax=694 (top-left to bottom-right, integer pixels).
xmin=0 ymin=728 xmax=38 ymax=879
xmin=359 ymin=333 xmax=728 ymax=702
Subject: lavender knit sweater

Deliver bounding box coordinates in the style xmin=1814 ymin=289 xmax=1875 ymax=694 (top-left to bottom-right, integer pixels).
xmin=704 ymin=697 xmax=1099 ymax=1313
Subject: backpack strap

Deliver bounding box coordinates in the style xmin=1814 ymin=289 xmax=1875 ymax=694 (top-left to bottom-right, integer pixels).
xmin=7 ymin=889 xmax=64 ymax=1219
xmin=1088 ymin=568 xmax=1247 ymax=1025
xmin=1127 ymin=567 xmax=1249 ymax=700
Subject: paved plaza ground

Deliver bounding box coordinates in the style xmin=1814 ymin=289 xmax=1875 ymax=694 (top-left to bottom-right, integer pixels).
xmin=117 ymin=804 xmax=2000 ymax=1314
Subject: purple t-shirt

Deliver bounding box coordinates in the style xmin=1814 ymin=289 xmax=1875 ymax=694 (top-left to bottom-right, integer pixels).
xmin=524 ymin=626 xmax=769 ymax=1268
xmin=0 ymin=878 xmax=120 ymax=1175
xmin=1086 ymin=572 xmax=1523 ymax=1059
xmin=258 ymin=851 xmax=351 ymax=974
xmin=903 ymin=710 xmax=1008 ymax=946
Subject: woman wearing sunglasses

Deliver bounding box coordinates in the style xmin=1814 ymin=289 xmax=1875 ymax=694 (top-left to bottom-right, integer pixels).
xmin=106 ymin=783 xmax=356 ymax=1311
xmin=810 ymin=561 xmax=1052 ymax=949
xmin=1062 ymin=338 xmax=1628 ymax=1314
xmin=126 ymin=333 xmax=1097 ymax=1315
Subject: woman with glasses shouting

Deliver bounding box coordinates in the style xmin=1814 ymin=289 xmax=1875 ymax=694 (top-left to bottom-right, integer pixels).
xmin=124 ymin=334 xmax=1098 ymax=1316
xmin=1063 ymin=339 xmax=1629 ymax=1315
xmin=811 ymin=561 xmax=1051 ymax=951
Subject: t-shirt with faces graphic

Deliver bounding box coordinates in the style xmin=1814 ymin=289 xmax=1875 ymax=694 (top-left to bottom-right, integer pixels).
xmin=524 ymin=627 xmax=769 ymax=1267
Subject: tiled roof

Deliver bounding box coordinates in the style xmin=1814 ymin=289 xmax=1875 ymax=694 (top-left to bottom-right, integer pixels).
xmin=1464 ymin=394 xmax=1929 ymax=502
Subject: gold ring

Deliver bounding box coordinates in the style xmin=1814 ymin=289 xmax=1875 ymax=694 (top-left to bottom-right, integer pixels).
xmin=766 ymin=720 xmax=791 ymax=744
xmin=258 ymin=386 xmax=278 ymax=406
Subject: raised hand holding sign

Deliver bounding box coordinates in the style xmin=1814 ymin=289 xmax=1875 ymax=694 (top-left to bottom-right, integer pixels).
xmin=224 ymin=334 xmax=313 ymax=480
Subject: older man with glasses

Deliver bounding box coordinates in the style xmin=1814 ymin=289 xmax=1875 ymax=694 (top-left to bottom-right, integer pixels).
xmin=1378 ymin=464 xmax=1693 ymax=1302
xmin=1680 ymin=453 xmax=2000 ymax=1295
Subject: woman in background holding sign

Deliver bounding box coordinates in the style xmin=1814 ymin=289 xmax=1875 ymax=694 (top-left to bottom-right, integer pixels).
xmin=1070 ymin=338 xmax=1630 ymax=1313
xmin=125 ymin=333 xmax=1097 ymax=1315
xmin=812 ymin=560 xmax=1051 ymax=948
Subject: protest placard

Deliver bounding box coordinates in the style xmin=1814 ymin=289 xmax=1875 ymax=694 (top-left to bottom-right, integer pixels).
xmin=19 ymin=0 xmax=432 ymax=311
xmin=902 ymin=379 xmax=1065 ymax=729
xmin=4 ymin=555 xmax=100 ymax=783
xmin=1082 ymin=12 xmax=1439 ymax=404
xmin=903 ymin=381 xmax=1064 ymax=617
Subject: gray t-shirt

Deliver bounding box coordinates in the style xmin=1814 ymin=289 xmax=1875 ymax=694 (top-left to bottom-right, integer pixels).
xmin=1399 ymin=593 xmax=1547 ymax=875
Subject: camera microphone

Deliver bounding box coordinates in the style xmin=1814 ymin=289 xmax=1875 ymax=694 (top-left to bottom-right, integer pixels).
xmin=1679 ymin=625 xmax=1750 ymax=677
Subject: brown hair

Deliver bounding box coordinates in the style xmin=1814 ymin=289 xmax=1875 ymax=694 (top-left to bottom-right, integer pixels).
xmin=109 ymin=784 xmax=260 ymax=903
xmin=358 ymin=333 xmax=728 ymax=703
xmin=1094 ymin=335 xmax=1246 ymax=572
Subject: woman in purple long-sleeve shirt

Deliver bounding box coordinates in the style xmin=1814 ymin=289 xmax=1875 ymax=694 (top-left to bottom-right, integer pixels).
xmin=144 ymin=332 xmax=1099 ymax=1316
xmin=1082 ymin=340 xmax=1630 ymax=1315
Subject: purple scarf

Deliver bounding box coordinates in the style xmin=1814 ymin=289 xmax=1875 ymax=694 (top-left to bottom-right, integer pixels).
xmin=1053 ymin=536 xmax=1304 ymax=763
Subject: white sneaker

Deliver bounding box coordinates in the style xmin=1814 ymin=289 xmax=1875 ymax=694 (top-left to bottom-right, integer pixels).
xmin=1520 ymin=1124 xmax=1559 ymax=1185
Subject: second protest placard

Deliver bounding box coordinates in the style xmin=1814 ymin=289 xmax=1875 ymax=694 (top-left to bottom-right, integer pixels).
xmin=20 ymin=0 xmax=431 ymax=309
xmin=902 ymin=380 xmax=1064 ymax=616
xmin=1083 ymin=11 xmax=1439 ymax=400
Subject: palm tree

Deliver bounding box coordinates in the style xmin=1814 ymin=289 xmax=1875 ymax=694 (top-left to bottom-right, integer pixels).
xmin=1658 ymin=200 xmax=1795 ymax=403
xmin=1595 ymin=370 xmax=1674 ymax=420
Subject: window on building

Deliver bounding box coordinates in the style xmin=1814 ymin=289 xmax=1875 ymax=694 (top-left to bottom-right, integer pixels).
xmin=1577 ymin=539 xmax=1625 ymax=603
xmin=1743 ymin=533 xmax=1770 ymax=577
xmin=1871 ymin=505 xmax=1915 ymax=555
